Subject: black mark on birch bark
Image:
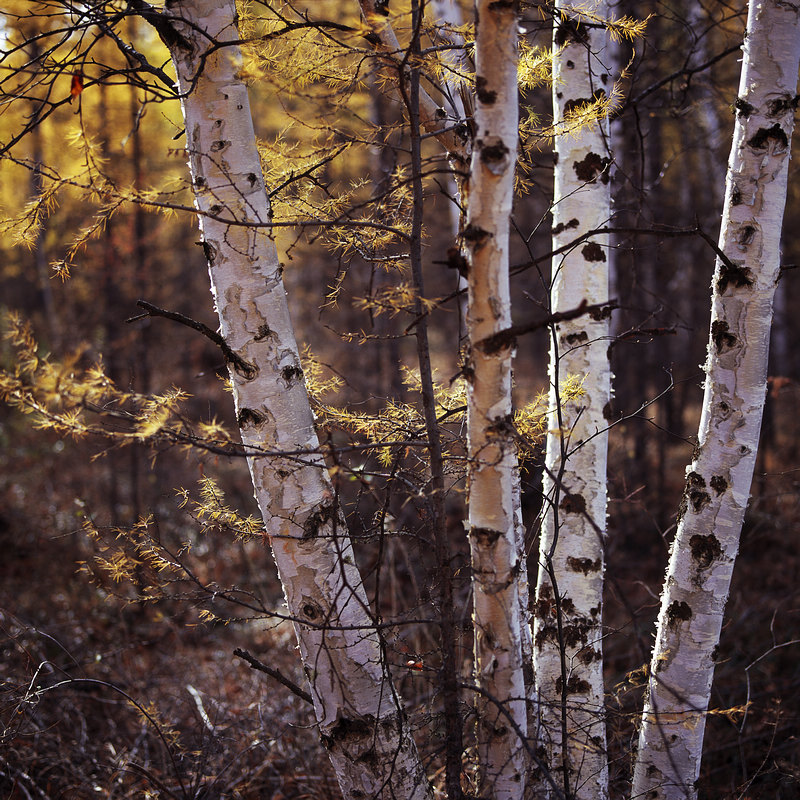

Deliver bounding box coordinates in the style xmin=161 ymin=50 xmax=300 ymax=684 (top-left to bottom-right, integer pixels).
xmin=479 ymin=139 xmax=510 ymax=173
xmin=566 ymin=556 xmax=601 ymax=574
xmin=679 ymin=471 xmax=710 ymax=517
xmin=666 ymin=600 xmax=692 ymax=627
xmin=717 ymin=260 xmax=753 ymax=294
xmin=573 ymin=151 xmax=611 ymax=183
xmin=552 ymin=217 xmax=579 ymax=236
xmin=734 ymin=97 xmax=755 ymax=118
xmin=281 ymin=365 xmax=303 ymax=384
xmin=565 ymin=331 xmax=588 ymax=344
xmin=254 ymin=323 xmax=274 ymax=341
xmin=579 ymin=648 xmax=601 ymax=664
xmin=589 ymin=304 xmax=612 ymax=320
xmin=562 ymin=621 xmax=590 ymax=648
xmin=487 ymin=414 xmax=514 ymax=435
xmin=320 ymin=714 xmax=375 ymax=751
xmin=475 ymin=76 xmax=497 ymax=105
xmin=747 ymin=123 xmax=788 ymax=150
xmin=766 ymin=94 xmax=799 ymax=116
xmin=559 ymin=492 xmax=586 ymax=513
xmin=555 ymin=18 xmax=589 ymax=46
xmin=463 ymin=224 xmax=491 ymax=248
xmin=471 ymin=527 xmax=503 ymax=548
xmin=710 ymin=475 xmax=727 ymax=495
xmin=556 ymin=675 xmax=591 ymax=694
xmin=200 ymin=240 xmax=216 ymax=265
xmin=237 ymin=407 xmax=266 ymax=428
xmin=582 ymin=242 xmax=607 ymax=262
xmin=564 ymin=91 xmax=607 ymax=116
xmin=301 ymin=601 xmax=322 ymax=620
xmin=303 ymin=503 xmax=336 ymax=539
xmin=711 ymin=320 xmax=737 ymax=353
xmin=445 ymin=247 xmax=469 ymax=276
xmin=737 ymin=225 xmax=756 ymax=247
xmin=690 ymin=533 xmax=723 ymax=569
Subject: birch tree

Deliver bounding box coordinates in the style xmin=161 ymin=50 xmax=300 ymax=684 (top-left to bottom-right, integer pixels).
xmin=632 ymin=2 xmax=800 ymax=798
xmin=360 ymin=3 xmax=532 ymax=795
xmin=464 ymin=2 xmax=527 ymax=797
xmin=135 ymin=1 xmax=433 ymax=797
xmin=532 ymin=4 xmax=612 ymax=799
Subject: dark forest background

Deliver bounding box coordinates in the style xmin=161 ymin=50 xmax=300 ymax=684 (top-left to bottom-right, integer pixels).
xmin=1 ymin=1 xmax=799 ymax=797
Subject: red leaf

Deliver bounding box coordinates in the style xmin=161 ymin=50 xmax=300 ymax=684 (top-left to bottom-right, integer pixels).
xmin=70 ymin=73 xmax=84 ymax=99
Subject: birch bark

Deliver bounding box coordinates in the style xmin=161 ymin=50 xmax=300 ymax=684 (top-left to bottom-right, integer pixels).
xmin=532 ymin=3 xmax=612 ymax=798
xmin=358 ymin=0 xmax=465 ymax=159
xmin=631 ymin=3 xmax=800 ymax=798
xmin=465 ymin=2 xmax=527 ymax=798
xmin=147 ymin=2 xmax=433 ymax=797
xmin=427 ymin=0 xmax=470 ymax=335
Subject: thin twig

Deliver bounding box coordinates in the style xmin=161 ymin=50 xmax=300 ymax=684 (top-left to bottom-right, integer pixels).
xmin=233 ymin=648 xmax=314 ymax=705
xmin=474 ymin=299 xmax=616 ymax=354
xmin=127 ymin=300 xmax=256 ymax=378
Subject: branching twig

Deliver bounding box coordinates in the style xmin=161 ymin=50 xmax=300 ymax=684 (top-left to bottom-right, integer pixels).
xmin=233 ymin=648 xmax=314 ymax=705
xmin=127 ymin=300 xmax=256 ymax=378
xmin=474 ymin=299 xmax=616 ymax=354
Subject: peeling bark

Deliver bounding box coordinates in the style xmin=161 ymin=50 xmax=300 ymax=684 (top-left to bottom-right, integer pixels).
xmin=533 ymin=3 xmax=612 ymax=798
xmin=465 ymin=3 xmax=527 ymax=798
xmin=632 ymin=3 xmax=800 ymax=798
xmin=154 ymin=2 xmax=432 ymax=798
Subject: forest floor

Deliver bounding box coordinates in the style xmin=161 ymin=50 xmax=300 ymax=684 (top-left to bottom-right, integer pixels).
xmin=2 ymin=386 xmax=799 ymax=799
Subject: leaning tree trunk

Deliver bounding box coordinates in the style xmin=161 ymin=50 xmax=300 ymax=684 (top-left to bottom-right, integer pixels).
xmin=631 ymin=3 xmax=800 ymax=799
xmin=532 ymin=3 xmax=612 ymax=799
xmin=464 ymin=2 xmax=527 ymax=798
xmin=145 ymin=2 xmax=433 ymax=798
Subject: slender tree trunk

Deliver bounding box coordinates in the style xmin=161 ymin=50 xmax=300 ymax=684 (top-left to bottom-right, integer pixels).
xmin=406 ymin=7 xmax=464 ymax=795
xmin=145 ymin=2 xmax=433 ymax=797
xmin=533 ymin=3 xmax=612 ymax=798
xmin=427 ymin=0 xmax=470 ymax=337
xmin=464 ymin=3 xmax=527 ymax=798
xmin=631 ymin=3 xmax=800 ymax=798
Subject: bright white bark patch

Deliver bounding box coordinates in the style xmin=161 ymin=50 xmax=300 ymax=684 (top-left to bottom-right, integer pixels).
xmin=465 ymin=3 xmax=527 ymax=798
xmin=162 ymin=2 xmax=431 ymax=798
xmin=533 ymin=3 xmax=612 ymax=798
xmin=632 ymin=2 xmax=800 ymax=798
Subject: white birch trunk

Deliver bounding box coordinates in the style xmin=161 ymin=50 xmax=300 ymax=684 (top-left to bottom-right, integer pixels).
xmin=631 ymin=3 xmax=800 ymax=798
xmin=358 ymin=0 xmax=465 ymax=160
xmin=465 ymin=3 xmax=527 ymax=798
xmin=533 ymin=3 xmax=612 ymax=798
xmin=155 ymin=2 xmax=432 ymax=798
xmin=427 ymin=0 xmax=470 ymax=336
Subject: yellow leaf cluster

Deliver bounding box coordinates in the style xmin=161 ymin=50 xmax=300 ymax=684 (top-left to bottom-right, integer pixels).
xmin=180 ymin=477 xmax=265 ymax=542
xmin=0 ymin=312 xmax=241 ymax=454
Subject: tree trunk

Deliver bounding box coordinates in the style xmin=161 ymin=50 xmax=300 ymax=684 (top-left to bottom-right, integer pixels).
xmin=533 ymin=3 xmax=612 ymax=798
xmin=427 ymin=0 xmax=470 ymax=337
xmin=151 ymin=2 xmax=432 ymax=797
xmin=631 ymin=3 xmax=800 ymax=798
xmin=465 ymin=2 xmax=527 ymax=798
